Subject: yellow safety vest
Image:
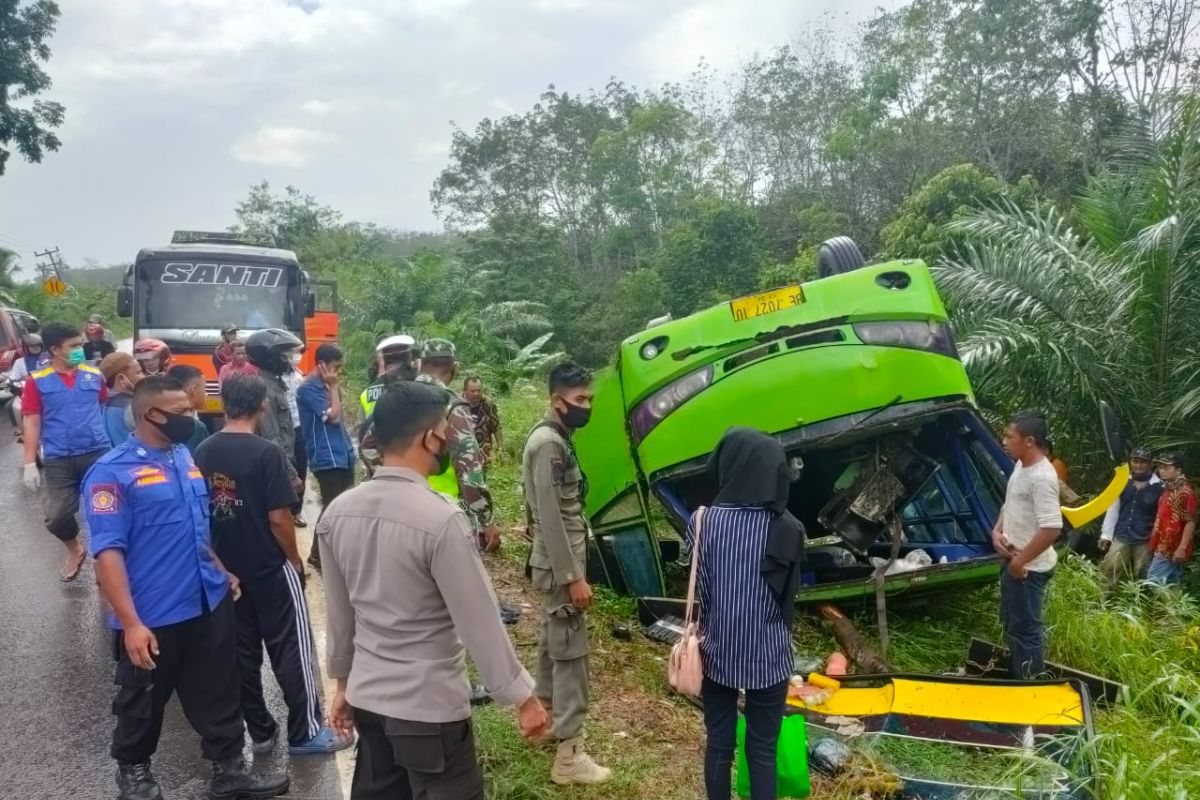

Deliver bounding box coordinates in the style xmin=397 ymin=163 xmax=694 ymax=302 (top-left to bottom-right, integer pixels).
xmin=360 ymin=382 xmax=459 ymax=498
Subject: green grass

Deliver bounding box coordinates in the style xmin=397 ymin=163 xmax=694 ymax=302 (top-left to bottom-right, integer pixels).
xmin=478 ymin=386 xmax=1200 ymax=799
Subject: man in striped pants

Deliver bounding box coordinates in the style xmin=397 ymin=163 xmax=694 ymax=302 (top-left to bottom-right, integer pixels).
xmin=195 ymin=374 xmax=353 ymax=756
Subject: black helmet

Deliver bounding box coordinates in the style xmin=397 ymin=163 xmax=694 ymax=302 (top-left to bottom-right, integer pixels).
xmin=246 ymin=328 xmax=302 ymax=374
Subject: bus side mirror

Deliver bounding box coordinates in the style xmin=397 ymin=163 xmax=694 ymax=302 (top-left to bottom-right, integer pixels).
xmin=304 ymin=290 xmax=316 ymax=318
xmin=117 ymin=287 xmax=133 ymax=318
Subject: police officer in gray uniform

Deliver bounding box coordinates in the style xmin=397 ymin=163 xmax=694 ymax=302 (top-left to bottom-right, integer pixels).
xmin=522 ymin=362 xmax=612 ymax=786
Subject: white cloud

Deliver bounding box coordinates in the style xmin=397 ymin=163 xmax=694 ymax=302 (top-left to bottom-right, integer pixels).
xmin=301 ymin=99 xmax=335 ymax=115
xmin=230 ymin=126 xmax=336 ymax=168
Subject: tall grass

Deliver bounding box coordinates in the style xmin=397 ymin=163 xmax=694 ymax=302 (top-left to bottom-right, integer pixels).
xmin=486 ymin=387 xmax=1200 ymax=798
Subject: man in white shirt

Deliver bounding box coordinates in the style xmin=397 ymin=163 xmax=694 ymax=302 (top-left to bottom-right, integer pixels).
xmin=993 ymin=410 xmax=1063 ymax=679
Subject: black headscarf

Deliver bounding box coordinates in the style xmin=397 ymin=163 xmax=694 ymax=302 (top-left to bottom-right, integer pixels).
xmin=707 ymin=426 xmax=806 ymax=626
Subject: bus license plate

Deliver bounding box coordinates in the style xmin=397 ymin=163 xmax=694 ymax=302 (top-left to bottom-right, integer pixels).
xmin=729 ymin=286 xmax=805 ymax=322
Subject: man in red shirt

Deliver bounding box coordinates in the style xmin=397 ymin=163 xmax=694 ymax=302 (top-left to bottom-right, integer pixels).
xmin=219 ymin=341 xmax=258 ymax=386
xmin=22 ymin=321 xmax=111 ymax=581
xmin=1147 ymin=452 xmax=1196 ymax=586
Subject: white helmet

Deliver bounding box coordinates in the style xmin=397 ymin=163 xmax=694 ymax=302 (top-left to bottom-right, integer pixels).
xmin=375 ymin=334 xmax=417 ymax=355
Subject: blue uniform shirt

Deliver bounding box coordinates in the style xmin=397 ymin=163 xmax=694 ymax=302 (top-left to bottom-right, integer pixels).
xmin=84 ymin=435 xmax=229 ymax=629
xmin=296 ymin=377 xmax=354 ymax=472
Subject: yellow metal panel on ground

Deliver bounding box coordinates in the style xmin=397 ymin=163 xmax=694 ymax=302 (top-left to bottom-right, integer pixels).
xmin=791 ymin=678 xmax=1085 ymax=727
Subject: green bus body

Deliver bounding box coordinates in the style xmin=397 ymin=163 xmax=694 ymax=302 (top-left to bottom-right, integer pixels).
xmin=573 ymin=259 xmax=1013 ymax=607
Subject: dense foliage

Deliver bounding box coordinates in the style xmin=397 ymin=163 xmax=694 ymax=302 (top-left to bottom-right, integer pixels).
xmin=0 ymin=0 xmax=64 ymax=175
xmin=9 ymin=0 xmax=1200 ymax=473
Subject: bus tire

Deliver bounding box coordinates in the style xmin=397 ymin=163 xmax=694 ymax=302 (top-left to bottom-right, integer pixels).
xmin=817 ymin=237 xmax=866 ymax=278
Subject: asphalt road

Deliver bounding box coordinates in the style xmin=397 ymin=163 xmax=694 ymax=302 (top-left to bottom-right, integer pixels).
xmin=0 ymin=423 xmax=351 ymax=800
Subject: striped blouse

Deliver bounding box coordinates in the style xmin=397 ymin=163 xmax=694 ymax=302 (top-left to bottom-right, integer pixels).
xmin=686 ymin=505 xmax=794 ymax=690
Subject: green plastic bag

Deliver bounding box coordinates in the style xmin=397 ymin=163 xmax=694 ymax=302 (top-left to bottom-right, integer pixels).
xmin=735 ymin=713 xmax=810 ymax=799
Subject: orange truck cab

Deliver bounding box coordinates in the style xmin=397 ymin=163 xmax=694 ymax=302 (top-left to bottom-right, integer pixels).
xmin=117 ymin=231 xmax=338 ymax=420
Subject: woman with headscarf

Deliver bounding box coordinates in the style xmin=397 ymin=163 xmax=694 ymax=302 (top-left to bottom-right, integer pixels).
xmin=688 ymin=426 xmax=805 ymax=800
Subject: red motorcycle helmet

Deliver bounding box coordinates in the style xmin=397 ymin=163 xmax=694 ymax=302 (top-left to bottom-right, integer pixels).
xmin=133 ymin=338 xmax=172 ymax=376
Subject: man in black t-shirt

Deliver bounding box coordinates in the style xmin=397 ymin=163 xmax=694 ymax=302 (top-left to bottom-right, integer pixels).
xmin=195 ymin=374 xmax=352 ymax=756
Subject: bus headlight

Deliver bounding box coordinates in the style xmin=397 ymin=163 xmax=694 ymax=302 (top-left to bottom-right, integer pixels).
xmin=853 ymin=321 xmax=959 ymax=359
xmin=629 ymin=365 xmax=713 ymax=443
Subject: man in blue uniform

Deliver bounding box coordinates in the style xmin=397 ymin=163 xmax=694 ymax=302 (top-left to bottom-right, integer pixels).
xmin=84 ymin=376 xmax=289 ymax=800
xmin=22 ymin=321 xmax=112 ymax=581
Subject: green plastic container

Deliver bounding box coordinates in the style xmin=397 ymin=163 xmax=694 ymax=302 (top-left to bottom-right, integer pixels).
xmin=735 ymin=713 xmax=811 ymax=798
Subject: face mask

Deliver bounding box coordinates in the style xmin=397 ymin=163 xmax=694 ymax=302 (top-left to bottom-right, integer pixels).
xmin=66 ymin=347 xmax=86 ymax=367
xmin=289 ymin=352 xmax=303 ymax=367
xmin=427 ymin=430 xmax=451 ymax=474
xmin=559 ymin=400 xmax=592 ymax=430
xmin=147 ymin=408 xmax=195 ymax=444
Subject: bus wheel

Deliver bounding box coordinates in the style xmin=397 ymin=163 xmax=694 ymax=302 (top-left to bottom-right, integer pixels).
xmin=817 ymin=236 xmax=866 ymax=278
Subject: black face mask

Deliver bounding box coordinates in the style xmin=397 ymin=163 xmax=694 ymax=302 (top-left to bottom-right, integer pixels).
xmin=148 ymin=408 xmax=195 ymax=445
xmin=559 ymin=400 xmax=592 ymax=430
xmin=427 ymin=430 xmax=451 ymax=474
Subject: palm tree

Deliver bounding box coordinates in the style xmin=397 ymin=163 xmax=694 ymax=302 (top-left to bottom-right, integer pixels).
xmin=932 ymin=100 xmax=1200 ymax=470
xmin=0 ymin=247 xmax=19 ymax=289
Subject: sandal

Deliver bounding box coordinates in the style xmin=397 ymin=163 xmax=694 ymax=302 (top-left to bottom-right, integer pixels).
xmin=59 ymin=551 xmax=86 ymax=582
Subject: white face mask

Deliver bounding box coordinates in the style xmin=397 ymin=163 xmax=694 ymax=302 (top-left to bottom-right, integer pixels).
xmin=289 ymin=352 xmax=303 ymax=367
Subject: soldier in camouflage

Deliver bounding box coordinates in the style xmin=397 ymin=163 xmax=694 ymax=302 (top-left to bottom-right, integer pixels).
xmin=416 ymin=338 xmax=501 ymax=552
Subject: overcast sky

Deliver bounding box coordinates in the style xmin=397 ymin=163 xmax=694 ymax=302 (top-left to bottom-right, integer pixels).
xmin=0 ymin=0 xmax=885 ymax=275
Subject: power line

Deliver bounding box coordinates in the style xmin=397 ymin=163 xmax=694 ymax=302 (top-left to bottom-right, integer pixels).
xmin=33 ymin=247 xmax=68 ymax=283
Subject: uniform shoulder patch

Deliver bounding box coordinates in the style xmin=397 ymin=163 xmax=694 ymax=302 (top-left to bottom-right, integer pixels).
xmin=90 ymin=484 xmax=119 ymax=514
xmin=550 ymin=456 xmax=566 ymax=486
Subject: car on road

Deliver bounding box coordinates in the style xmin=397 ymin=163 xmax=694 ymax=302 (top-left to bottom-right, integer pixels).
xmin=0 ymin=306 xmax=39 ymax=406
xmin=573 ymin=238 xmax=1015 ymax=607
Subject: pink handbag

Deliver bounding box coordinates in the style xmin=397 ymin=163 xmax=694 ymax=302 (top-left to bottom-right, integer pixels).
xmin=668 ymin=507 xmax=707 ymax=696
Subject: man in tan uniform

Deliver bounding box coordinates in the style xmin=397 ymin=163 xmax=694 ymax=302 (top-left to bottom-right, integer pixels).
xmin=522 ymin=362 xmax=612 ymax=785
xmin=320 ymin=379 xmax=549 ymax=798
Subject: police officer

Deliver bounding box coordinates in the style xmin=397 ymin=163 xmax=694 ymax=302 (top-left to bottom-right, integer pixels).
xmin=522 ymin=362 xmax=611 ymax=785
xmin=244 ymin=328 xmax=303 ymax=492
xmin=417 ymin=338 xmax=500 ymax=551
xmin=359 ymin=334 xmax=419 ymax=417
xmin=21 ymin=322 xmax=112 ymax=581
xmin=358 ymin=335 xmax=419 ymax=475
xmin=83 ymin=375 xmax=289 ymax=800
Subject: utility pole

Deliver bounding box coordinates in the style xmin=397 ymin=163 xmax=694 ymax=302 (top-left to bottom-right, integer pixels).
xmin=33 ymin=247 xmax=68 ymax=282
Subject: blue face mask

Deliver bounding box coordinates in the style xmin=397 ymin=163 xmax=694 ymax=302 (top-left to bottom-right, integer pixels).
xmin=67 ymin=347 xmax=86 ymax=367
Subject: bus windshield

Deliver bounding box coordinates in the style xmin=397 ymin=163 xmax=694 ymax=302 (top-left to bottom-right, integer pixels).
xmin=134 ymin=258 xmax=299 ymax=331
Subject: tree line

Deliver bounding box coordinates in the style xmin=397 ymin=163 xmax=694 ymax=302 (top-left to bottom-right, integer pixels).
xmin=7 ymin=0 xmax=1200 ymax=475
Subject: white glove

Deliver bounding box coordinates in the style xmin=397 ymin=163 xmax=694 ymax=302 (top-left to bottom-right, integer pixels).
xmin=23 ymin=462 xmax=42 ymax=492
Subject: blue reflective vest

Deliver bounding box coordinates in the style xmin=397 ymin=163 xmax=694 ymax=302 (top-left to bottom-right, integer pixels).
xmin=32 ymin=365 xmax=110 ymax=459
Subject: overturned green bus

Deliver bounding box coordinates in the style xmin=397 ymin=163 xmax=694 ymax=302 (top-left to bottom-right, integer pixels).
xmin=574 ymin=241 xmax=1014 ymax=607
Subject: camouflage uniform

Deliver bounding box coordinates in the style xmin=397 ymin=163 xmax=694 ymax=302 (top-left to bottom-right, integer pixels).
xmin=466 ymin=396 xmax=502 ymax=468
xmin=415 ymin=372 xmax=495 ymax=535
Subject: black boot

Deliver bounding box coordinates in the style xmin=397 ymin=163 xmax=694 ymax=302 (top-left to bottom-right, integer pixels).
xmin=116 ymin=761 xmax=163 ymax=800
xmin=209 ymin=755 xmax=289 ymax=800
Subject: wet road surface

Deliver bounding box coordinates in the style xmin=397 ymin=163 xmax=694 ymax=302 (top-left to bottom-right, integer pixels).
xmin=0 ymin=425 xmax=351 ymax=799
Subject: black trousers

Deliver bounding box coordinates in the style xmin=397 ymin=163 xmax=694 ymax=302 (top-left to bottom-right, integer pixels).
xmin=42 ymin=450 xmax=104 ymax=541
xmin=351 ymin=707 xmax=484 ymax=800
xmin=237 ymin=564 xmax=324 ymax=745
xmin=307 ymin=468 xmax=356 ymax=567
xmin=110 ymin=594 xmax=244 ymax=764
xmin=702 ymin=675 xmax=788 ymax=800
xmin=291 ymin=428 xmax=308 ymax=514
